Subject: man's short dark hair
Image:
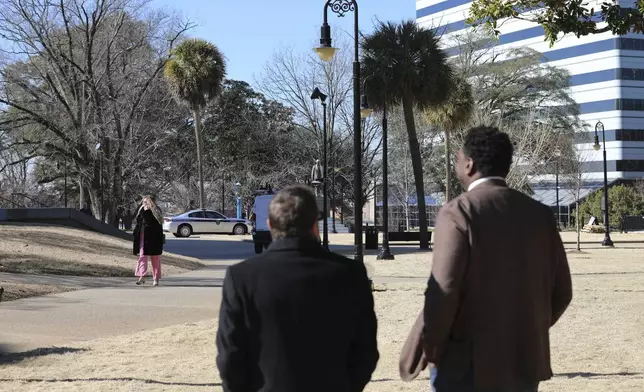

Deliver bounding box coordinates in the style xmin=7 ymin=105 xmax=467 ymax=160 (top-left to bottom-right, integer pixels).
xmin=462 ymin=126 xmax=514 ymax=177
xmin=269 ymin=185 xmax=318 ymax=239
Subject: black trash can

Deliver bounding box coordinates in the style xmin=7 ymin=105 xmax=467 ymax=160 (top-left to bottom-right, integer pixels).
xmin=365 ymin=226 xmax=378 ymax=250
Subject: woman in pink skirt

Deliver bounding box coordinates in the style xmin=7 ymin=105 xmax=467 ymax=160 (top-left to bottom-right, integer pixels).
xmin=133 ymin=195 xmax=164 ymax=286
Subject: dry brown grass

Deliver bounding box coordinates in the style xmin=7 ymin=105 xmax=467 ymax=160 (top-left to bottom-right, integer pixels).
xmin=0 ymin=232 xmax=643 ymax=391
xmin=0 ymin=282 xmax=74 ymax=302
xmin=0 ymin=223 xmax=203 ymax=276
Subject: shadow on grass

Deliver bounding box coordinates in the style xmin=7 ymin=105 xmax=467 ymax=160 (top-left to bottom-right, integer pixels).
xmin=0 ymin=256 xmax=132 ymax=277
xmin=0 ymin=377 xmax=221 ymax=387
xmin=556 ymin=371 xmax=641 ymax=378
xmin=0 ymin=346 xmax=88 ymax=365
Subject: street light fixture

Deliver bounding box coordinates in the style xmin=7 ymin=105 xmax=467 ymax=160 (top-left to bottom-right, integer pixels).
xmin=315 ymin=0 xmax=363 ymax=261
xmin=311 ymin=87 xmax=329 ymax=250
xmin=361 ymin=74 xmax=394 ymax=260
xmin=593 ymin=120 xmax=614 ymax=247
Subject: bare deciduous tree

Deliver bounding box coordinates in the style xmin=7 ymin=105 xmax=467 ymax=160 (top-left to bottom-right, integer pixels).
xmin=0 ymin=0 xmax=192 ymax=224
xmin=258 ymin=35 xmax=381 ymax=215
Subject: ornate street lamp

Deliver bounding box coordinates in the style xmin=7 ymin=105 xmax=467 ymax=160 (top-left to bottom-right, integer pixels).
xmin=361 ymin=74 xmax=394 ymax=260
xmin=593 ymin=120 xmax=614 ymax=247
xmin=315 ymin=0 xmax=363 ymax=261
xmin=311 ymin=87 xmax=329 ymax=250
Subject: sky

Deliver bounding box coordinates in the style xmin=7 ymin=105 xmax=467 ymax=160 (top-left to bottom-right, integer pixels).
xmin=152 ymin=0 xmax=415 ymax=86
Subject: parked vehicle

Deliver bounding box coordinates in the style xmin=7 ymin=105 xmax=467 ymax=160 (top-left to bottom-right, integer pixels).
xmin=251 ymin=194 xmax=274 ymax=254
xmin=163 ymin=209 xmax=252 ymax=238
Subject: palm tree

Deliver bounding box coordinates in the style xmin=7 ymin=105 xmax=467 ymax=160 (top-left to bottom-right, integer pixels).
xmin=362 ymin=20 xmax=452 ymax=249
xmin=164 ymin=39 xmax=227 ymax=209
xmin=424 ymin=74 xmax=474 ymax=202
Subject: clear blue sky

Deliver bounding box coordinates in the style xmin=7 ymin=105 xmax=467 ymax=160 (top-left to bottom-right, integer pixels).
xmin=153 ymin=0 xmax=415 ymax=85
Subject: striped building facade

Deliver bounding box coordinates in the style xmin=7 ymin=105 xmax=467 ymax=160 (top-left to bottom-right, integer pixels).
xmin=416 ymin=0 xmax=644 ymax=212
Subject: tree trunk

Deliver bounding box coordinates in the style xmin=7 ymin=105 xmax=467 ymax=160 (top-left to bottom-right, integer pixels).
xmin=79 ymin=178 xmax=85 ymax=209
xmin=575 ymin=198 xmax=581 ymax=251
xmin=402 ymin=96 xmax=430 ymax=249
xmin=444 ymin=129 xmax=451 ymax=202
xmin=193 ymin=107 xmax=206 ymax=210
xmin=576 ymin=176 xmax=581 ymax=251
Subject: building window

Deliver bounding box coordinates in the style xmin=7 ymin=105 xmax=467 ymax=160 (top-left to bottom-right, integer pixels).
xmin=620 ymin=68 xmax=644 ymax=80
xmin=619 ymin=38 xmax=644 ymax=51
xmin=616 ymin=160 xmax=644 ymax=172
xmin=615 ymin=129 xmax=644 ymax=141
xmin=619 ymin=99 xmax=644 ymax=111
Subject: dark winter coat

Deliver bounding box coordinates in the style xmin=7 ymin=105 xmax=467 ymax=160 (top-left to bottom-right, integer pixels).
xmin=133 ymin=208 xmax=164 ymax=256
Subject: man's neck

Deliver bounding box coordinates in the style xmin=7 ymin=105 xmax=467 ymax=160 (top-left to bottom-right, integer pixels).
xmin=467 ymin=176 xmax=506 ymax=192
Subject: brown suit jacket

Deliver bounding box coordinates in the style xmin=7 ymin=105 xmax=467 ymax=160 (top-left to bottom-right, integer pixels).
xmin=399 ymin=311 xmax=428 ymax=381
xmin=423 ymin=179 xmax=572 ymax=389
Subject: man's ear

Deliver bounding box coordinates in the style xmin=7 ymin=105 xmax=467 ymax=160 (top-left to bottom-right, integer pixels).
xmin=266 ymin=219 xmax=271 ymax=230
xmin=465 ymin=157 xmax=475 ymax=177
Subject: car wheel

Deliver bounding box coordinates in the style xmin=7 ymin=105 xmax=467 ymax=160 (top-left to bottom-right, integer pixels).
xmin=254 ymin=242 xmax=263 ymax=254
xmin=173 ymin=233 xmax=180 ymax=238
xmin=178 ymin=224 xmax=192 ymax=238
xmin=233 ymin=224 xmax=247 ymax=235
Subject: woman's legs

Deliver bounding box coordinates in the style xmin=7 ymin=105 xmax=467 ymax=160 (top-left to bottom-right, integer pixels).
xmin=135 ymin=255 xmax=148 ymax=277
xmin=136 ymin=231 xmax=148 ymax=279
xmin=150 ymin=256 xmax=161 ymax=281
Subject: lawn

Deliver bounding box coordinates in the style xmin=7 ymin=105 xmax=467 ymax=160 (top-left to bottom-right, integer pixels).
xmin=0 ymin=223 xmax=204 ymax=301
xmin=0 ymin=231 xmax=642 ymax=391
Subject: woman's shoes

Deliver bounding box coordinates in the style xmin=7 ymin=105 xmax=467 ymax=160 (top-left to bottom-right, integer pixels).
xmin=153 ymin=280 xmax=159 ymax=287
xmin=136 ymin=277 xmax=146 ymax=285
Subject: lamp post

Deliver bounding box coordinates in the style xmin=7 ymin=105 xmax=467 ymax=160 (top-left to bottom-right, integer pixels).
xmin=234 ymin=182 xmax=242 ymax=219
xmin=593 ymin=120 xmax=614 ymax=247
xmin=361 ymin=75 xmax=394 ymax=260
xmin=311 ymin=87 xmax=329 ymax=250
xmin=316 ymin=0 xmax=363 ymax=262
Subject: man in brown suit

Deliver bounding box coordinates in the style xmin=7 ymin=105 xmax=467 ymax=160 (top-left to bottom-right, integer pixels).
xmin=423 ymin=126 xmax=573 ymax=391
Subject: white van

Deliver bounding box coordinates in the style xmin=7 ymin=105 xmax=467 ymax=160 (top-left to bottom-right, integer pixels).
xmin=251 ymin=194 xmax=274 ymax=254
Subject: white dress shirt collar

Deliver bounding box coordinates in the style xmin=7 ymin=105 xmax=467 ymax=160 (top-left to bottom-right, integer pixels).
xmin=467 ymin=176 xmax=506 ymax=192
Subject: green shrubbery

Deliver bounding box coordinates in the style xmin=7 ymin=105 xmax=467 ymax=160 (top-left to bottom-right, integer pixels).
xmin=578 ymin=185 xmax=644 ymax=228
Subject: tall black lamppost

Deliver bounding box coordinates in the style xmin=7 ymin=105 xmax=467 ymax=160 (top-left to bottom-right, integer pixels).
xmin=360 ymin=75 xmax=394 ymax=260
xmin=315 ymin=0 xmax=363 ymax=262
xmin=593 ymin=120 xmax=614 ymax=247
xmin=311 ymin=87 xmax=329 ymax=250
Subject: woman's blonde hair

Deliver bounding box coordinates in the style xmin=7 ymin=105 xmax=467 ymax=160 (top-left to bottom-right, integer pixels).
xmin=137 ymin=195 xmax=164 ymax=224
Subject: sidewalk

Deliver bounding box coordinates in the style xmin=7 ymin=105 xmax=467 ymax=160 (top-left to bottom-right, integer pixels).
xmin=0 ymin=272 xmax=131 ymax=288
xmin=0 ymin=264 xmax=229 ymax=354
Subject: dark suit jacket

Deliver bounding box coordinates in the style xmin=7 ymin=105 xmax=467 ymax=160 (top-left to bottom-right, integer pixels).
xmin=423 ymin=179 xmax=572 ymax=389
xmin=216 ymin=236 xmax=379 ymax=392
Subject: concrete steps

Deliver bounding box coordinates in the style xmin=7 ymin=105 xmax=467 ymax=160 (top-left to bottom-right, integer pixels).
xmin=318 ymin=217 xmax=349 ymax=233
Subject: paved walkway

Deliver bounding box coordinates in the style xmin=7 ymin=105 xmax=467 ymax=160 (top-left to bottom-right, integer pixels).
xmin=0 ymin=237 xmax=251 ymax=354
xmin=0 ymin=235 xmax=426 ymax=354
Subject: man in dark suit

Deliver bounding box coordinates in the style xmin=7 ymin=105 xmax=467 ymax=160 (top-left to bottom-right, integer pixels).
xmin=423 ymin=126 xmax=573 ymax=391
xmin=217 ymin=185 xmax=379 ymax=392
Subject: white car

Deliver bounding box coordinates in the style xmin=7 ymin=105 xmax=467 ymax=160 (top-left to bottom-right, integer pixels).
xmin=163 ymin=209 xmax=252 ymax=238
